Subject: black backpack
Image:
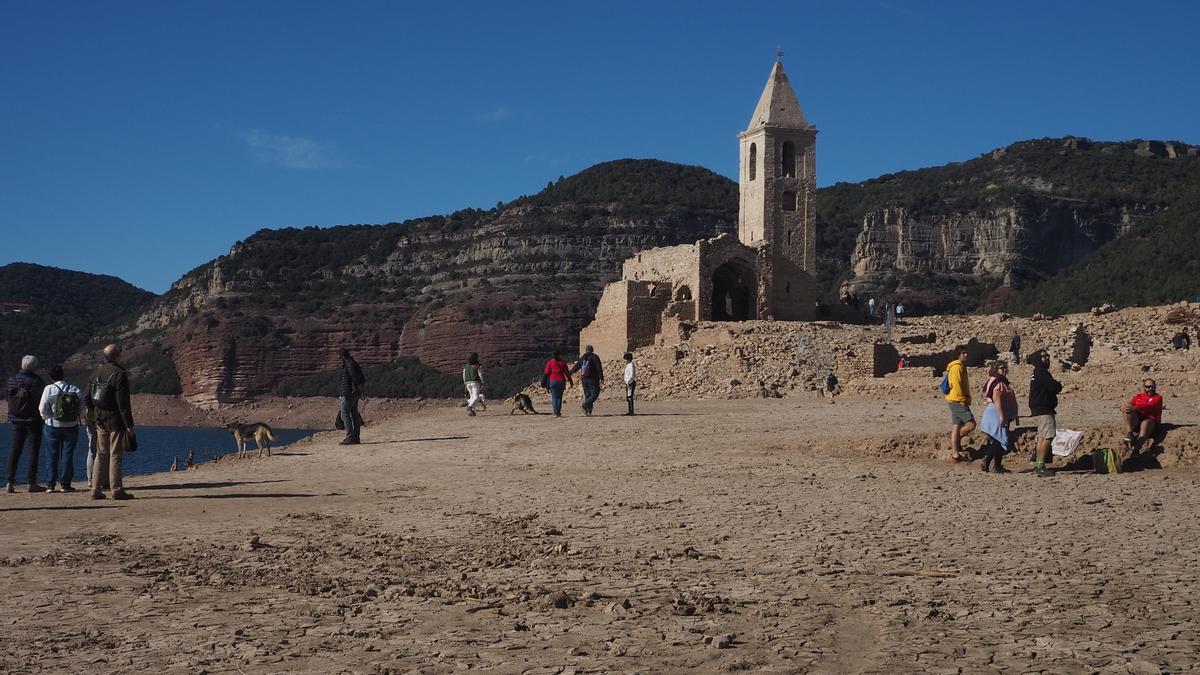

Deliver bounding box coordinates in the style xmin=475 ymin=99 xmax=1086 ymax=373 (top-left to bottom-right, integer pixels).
xmin=6 ymin=377 xmax=36 ymax=418
xmin=89 ymin=370 xmax=121 ymax=411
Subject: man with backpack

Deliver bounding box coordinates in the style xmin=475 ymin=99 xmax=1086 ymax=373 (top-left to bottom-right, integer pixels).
xmin=571 ymin=345 xmax=604 ymax=416
xmin=944 ymin=347 xmax=976 ymax=463
xmin=6 ymin=355 xmax=47 ymax=493
xmin=337 ymin=348 xmax=365 ymax=445
xmin=86 ymin=344 xmax=135 ymax=500
xmin=38 ymin=364 xmax=83 ymax=492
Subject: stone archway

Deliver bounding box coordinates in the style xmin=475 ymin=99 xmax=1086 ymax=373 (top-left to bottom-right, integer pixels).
xmin=711 ymin=260 xmax=756 ymax=321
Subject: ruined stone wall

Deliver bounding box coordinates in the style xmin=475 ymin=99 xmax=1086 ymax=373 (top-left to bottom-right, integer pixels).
xmin=579 ymin=280 xmax=672 ymax=358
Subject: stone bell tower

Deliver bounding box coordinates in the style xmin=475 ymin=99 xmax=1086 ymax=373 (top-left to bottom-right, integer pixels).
xmin=737 ymin=59 xmax=818 ymax=320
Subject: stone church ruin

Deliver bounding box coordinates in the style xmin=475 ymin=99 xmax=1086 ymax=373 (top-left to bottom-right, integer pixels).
xmin=581 ymin=60 xmax=819 ymax=357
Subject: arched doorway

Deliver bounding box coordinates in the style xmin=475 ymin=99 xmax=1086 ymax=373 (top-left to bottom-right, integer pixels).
xmin=711 ymin=260 xmax=756 ymax=321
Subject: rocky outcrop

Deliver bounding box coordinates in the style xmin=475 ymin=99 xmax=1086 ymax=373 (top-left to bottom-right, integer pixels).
xmin=844 ymin=199 xmax=1156 ymax=311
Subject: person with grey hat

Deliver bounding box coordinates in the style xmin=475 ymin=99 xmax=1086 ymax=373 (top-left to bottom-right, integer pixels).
xmin=5 ymin=355 xmax=47 ymax=493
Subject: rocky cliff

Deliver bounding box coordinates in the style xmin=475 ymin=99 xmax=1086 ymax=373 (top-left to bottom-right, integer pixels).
xmin=77 ymin=160 xmax=738 ymax=405
xmin=826 ymin=138 xmax=1200 ymax=312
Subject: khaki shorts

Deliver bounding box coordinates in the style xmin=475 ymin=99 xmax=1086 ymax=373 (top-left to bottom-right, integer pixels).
xmin=1032 ymin=414 xmax=1056 ymax=440
xmin=948 ymin=402 xmax=974 ymax=426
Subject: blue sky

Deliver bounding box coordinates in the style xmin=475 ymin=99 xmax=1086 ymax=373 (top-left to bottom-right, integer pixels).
xmin=2 ymin=1 xmax=1197 ymax=293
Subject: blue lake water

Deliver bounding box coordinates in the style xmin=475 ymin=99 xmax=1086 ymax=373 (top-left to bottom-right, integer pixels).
xmin=0 ymin=424 xmax=315 ymax=484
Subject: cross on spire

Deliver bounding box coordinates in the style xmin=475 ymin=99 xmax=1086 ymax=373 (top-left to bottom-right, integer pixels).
xmin=776 ymin=45 xmax=784 ymax=61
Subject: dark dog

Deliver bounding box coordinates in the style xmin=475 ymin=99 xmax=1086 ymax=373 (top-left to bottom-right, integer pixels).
xmin=227 ymin=422 xmax=278 ymax=459
xmin=508 ymin=393 xmax=539 ymax=415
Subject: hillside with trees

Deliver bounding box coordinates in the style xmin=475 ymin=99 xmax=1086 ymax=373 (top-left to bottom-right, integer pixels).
xmin=0 ymin=263 xmax=155 ymax=372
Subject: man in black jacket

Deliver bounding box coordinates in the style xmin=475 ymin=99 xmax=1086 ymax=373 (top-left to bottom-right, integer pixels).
xmin=571 ymin=345 xmax=604 ymax=417
xmin=337 ymin=348 xmax=365 ymax=445
xmin=6 ymin=355 xmax=46 ymax=493
xmin=86 ymin=344 xmax=135 ymax=500
xmin=1028 ymin=349 xmax=1062 ymax=477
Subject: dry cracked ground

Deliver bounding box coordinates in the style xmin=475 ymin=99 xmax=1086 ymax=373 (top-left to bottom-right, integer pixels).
xmin=1 ymin=395 xmax=1198 ymax=674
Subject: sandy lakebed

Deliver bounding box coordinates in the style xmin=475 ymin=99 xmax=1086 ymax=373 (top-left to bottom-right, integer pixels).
xmin=1 ymin=395 xmax=1198 ymax=673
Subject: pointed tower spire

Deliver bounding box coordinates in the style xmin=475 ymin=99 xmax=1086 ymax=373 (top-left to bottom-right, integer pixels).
xmin=746 ymin=60 xmax=808 ymax=131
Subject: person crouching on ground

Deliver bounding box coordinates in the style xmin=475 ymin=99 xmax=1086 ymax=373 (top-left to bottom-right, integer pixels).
xmin=544 ymin=351 xmax=573 ymax=417
xmin=979 ymin=361 xmax=1017 ymax=473
xmin=1028 ymin=349 xmax=1062 ymax=478
xmin=463 ymin=353 xmax=486 ymax=416
xmin=1121 ymin=378 xmax=1162 ymax=453
xmin=623 ymin=352 xmax=636 ymax=416
xmin=945 ymin=347 xmax=976 ymax=463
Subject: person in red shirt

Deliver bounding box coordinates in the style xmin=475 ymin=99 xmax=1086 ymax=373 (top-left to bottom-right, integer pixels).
xmin=543 ymin=351 xmax=574 ymax=418
xmin=1121 ymin=378 xmax=1163 ymax=452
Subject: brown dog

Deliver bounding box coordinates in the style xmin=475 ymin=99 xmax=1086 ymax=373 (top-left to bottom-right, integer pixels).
xmin=227 ymin=422 xmax=278 ymax=459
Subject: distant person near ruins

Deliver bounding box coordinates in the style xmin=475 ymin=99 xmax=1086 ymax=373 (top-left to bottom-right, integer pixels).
xmin=1027 ymin=349 xmax=1062 ymax=478
xmin=1009 ymin=331 xmax=1021 ymax=365
xmin=337 ymin=348 xmax=365 ymax=445
xmin=824 ymin=371 xmax=840 ymax=403
xmin=463 ymin=353 xmax=486 ymax=416
xmin=1121 ymin=378 xmax=1163 ymax=454
xmin=543 ymin=351 xmax=573 ymax=417
xmin=38 ymin=364 xmax=83 ymax=492
xmin=945 ymin=347 xmax=976 ymax=463
xmin=1171 ymin=330 xmax=1190 ymax=350
xmin=6 ymin=355 xmax=46 ymax=493
xmin=571 ymin=345 xmax=604 ymax=417
xmin=979 ymin=361 xmax=1016 ymax=474
xmin=868 ymin=297 xmax=876 ymax=318
xmin=86 ymin=344 xmax=135 ymax=499
xmin=623 ymin=352 xmax=637 ymax=416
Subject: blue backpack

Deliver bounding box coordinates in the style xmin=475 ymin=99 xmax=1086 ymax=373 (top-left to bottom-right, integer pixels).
xmin=939 ymin=372 xmax=951 ymax=395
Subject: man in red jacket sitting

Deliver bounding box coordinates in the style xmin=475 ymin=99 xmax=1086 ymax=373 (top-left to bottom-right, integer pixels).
xmin=1121 ymin=378 xmax=1163 ymax=453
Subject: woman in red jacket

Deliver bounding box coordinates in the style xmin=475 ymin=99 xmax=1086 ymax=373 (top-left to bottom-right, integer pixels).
xmin=543 ymin=351 xmax=574 ymax=417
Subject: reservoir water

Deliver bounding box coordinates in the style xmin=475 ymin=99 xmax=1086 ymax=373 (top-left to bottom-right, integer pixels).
xmin=0 ymin=424 xmax=316 ymax=484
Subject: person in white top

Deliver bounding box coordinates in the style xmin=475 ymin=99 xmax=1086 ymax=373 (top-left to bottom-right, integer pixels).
xmin=38 ymin=364 xmax=83 ymax=492
xmin=622 ymin=352 xmax=637 ymax=416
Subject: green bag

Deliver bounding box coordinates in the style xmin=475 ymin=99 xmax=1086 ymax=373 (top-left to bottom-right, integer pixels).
xmin=50 ymin=385 xmax=80 ymax=422
xmin=1092 ymin=448 xmax=1122 ymax=475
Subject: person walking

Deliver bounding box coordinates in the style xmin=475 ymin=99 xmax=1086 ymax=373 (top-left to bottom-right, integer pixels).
xmin=543 ymin=351 xmax=573 ymax=417
xmin=979 ymin=361 xmax=1017 ymax=473
xmin=1009 ymin=331 xmax=1021 ymax=365
xmin=945 ymin=347 xmax=976 ymax=463
xmin=463 ymin=353 xmax=487 ymax=416
xmin=337 ymin=348 xmax=365 ymax=445
xmin=622 ymin=352 xmax=637 ymax=416
xmin=1028 ymin=349 xmax=1062 ymax=477
xmin=86 ymin=344 xmax=135 ymax=500
xmin=571 ymin=345 xmax=604 ymax=416
xmin=5 ymin=355 xmax=47 ymax=493
xmin=38 ymin=364 xmax=83 ymax=492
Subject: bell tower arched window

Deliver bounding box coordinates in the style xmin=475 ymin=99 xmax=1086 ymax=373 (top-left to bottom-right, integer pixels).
xmin=748 ymin=143 xmax=757 ymax=181
xmin=782 ymin=141 xmax=796 ymax=178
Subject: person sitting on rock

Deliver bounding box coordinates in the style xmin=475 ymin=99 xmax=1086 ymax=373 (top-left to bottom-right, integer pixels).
xmin=1121 ymin=378 xmax=1163 ymax=453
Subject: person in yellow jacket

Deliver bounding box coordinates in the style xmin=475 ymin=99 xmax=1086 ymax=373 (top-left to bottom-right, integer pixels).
xmin=945 ymin=347 xmax=976 ymax=462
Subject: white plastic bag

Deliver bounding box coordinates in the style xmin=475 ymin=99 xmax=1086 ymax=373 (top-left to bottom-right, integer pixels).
xmin=1051 ymin=428 xmax=1084 ymax=457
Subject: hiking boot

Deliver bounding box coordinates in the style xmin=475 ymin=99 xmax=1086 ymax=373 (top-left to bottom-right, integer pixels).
xmin=91 ymin=492 xmax=107 ymax=500
xmin=28 ymin=484 xmax=47 ymax=493
xmin=1122 ymin=432 xmax=1136 ymax=451
xmin=467 ymin=409 xmax=476 ymax=417
xmin=337 ymin=438 xmax=360 ymax=446
xmin=111 ymin=490 xmax=134 ymax=501
xmin=1033 ymin=466 xmax=1054 ymax=477
xmin=993 ymin=465 xmax=1011 ymax=474
xmin=60 ymin=485 xmax=76 ymax=493
xmin=4 ymin=483 xmax=13 ymax=494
